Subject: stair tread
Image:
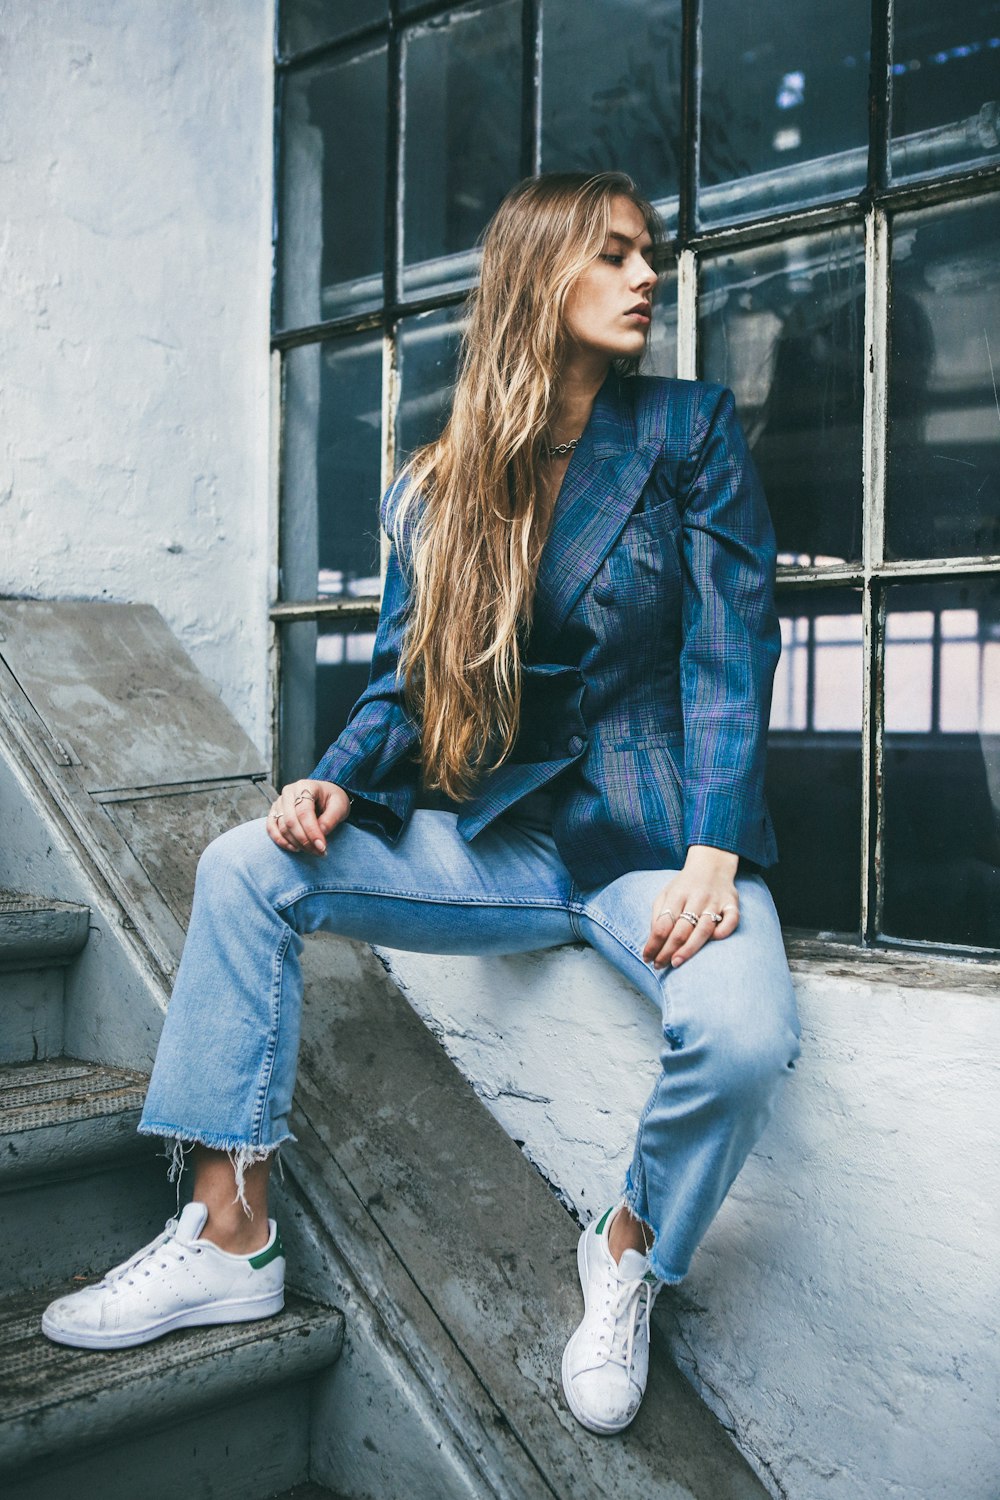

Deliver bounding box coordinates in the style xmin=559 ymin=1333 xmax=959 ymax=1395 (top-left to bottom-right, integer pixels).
xmin=0 ymin=1284 xmax=342 ymax=1422
xmin=0 ymin=1058 xmax=148 ymax=1135
xmin=0 ymin=894 xmax=90 ymax=970
xmin=0 ymin=1283 xmax=345 ymax=1475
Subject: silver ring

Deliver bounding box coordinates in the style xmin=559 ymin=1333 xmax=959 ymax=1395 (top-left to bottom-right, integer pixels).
xmin=657 ymin=907 xmax=675 ymax=922
xmin=721 ymin=903 xmax=738 ymax=913
xmin=293 ymin=790 xmax=314 ymax=806
xmin=702 ymin=910 xmax=723 ymax=925
xmin=680 ymin=910 xmax=699 ymax=927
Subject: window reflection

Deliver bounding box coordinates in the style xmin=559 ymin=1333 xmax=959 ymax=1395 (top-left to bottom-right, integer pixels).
xmin=700 ymin=229 xmax=865 ymax=564
xmin=397 ymin=307 xmax=467 ymax=461
xmin=541 ymin=0 xmax=682 ymax=227
xmin=280 ymin=620 xmax=378 ymax=780
xmin=402 ymin=2 xmax=522 ymax=299
xmin=767 ymin=589 xmax=864 ymax=934
xmin=281 ymin=335 xmax=383 ymax=603
xmin=280 ymin=1 xmax=386 ymax=56
xmin=699 ymin=0 xmax=869 ymax=224
xmin=890 ymin=0 xmax=1000 ymax=181
xmin=886 ymin=193 xmax=1000 ymax=560
xmin=883 ymin=578 xmax=1000 ymax=947
xmin=278 ymin=44 xmax=387 ymax=326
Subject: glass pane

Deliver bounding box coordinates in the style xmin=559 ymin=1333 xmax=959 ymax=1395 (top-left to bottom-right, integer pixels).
xmin=766 ymin=588 xmax=864 ymax=934
xmin=886 ymin=194 xmax=1000 ymax=560
xmin=402 ymin=2 xmax=522 ymax=299
xmin=699 ymin=0 xmax=870 ymax=226
xmin=281 ymin=334 xmax=383 ymax=603
xmin=700 ymin=228 xmax=866 ymax=565
xmin=397 ymin=307 xmax=467 ymax=462
xmin=890 ymin=1 xmax=1000 ymax=181
xmin=280 ymin=0 xmax=386 ymax=55
xmin=882 ymin=576 xmax=1000 ymax=949
xmin=540 ymin=0 xmax=682 ymax=228
xmin=280 ymin=618 xmax=378 ymax=781
xmin=277 ymin=44 xmax=387 ymax=328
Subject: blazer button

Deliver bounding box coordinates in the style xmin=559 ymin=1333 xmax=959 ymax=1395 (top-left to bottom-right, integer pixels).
xmin=567 ymin=734 xmax=586 ymax=756
xmin=593 ymin=585 xmax=615 ymax=607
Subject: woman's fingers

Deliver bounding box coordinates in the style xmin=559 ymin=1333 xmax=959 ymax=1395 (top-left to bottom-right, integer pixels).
xmin=644 ymin=886 xmax=739 ymax=969
xmin=266 ymin=781 xmax=351 ymax=853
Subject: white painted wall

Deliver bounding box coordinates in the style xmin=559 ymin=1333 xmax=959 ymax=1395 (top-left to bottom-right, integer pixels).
xmin=0 ymin=2 xmax=275 ymax=753
xmin=381 ymin=943 xmax=1000 ymax=1500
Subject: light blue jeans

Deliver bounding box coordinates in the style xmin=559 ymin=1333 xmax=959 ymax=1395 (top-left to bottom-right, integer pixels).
xmin=139 ymin=792 xmax=800 ymax=1284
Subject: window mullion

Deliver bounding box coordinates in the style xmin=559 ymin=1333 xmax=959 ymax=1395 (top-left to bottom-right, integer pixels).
xmin=861 ymin=205 xmax=889 ymax=943
xmin=676 ymin=249 xmax=697 ymax=380
xmin=523 ymin=0 xmax=541 ymax=178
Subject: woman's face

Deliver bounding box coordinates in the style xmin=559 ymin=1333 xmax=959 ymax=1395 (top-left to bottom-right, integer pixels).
xmin=562 ymin=196 xmax=657 ymax=367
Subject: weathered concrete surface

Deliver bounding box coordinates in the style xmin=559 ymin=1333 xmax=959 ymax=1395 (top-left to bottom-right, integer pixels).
xmin=0 ymin=2 xmax=275 ymax=753
xmin=381 ymin=943 xmax=1000 ymax=1500
xmin=289 ymin=933 xmax=772 ymax=1500
xmin=0 ymin=1287 xmax=342 ymax=1481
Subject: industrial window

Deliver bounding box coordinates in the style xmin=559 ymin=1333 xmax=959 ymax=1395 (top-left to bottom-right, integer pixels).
xmin=272 ymin=0 xmax=1000 ymax=956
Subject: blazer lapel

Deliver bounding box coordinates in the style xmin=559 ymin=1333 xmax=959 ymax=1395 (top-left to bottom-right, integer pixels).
xmin=532 ymin=374 xmax=662 ymax=647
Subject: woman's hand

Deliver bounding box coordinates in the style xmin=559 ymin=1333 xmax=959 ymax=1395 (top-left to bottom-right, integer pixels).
xmin=266 ymin=779 xmax=352 ymax=855
xmin=642 ymin=844 xmax=740 ymax=970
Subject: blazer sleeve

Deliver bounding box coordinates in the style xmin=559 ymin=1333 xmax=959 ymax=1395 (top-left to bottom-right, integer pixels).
xmin=309 ymin=482 xmax=422 ymax=840
xmin=678 ymin=384 xmax=780 ymax=861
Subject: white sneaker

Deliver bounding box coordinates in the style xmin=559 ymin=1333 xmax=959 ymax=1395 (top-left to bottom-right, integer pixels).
xmin=41 ymin=1201 xmax=285 ymax=1350
xmin=561 ymin=1204 xmax=661 ymax=1434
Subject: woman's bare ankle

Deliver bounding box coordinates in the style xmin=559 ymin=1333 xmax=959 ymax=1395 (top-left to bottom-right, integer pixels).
xmin=189 ymin=1146 xmax=272 ymax=1255
xmin=608 ymin=1204 xmax=654 ymax=1263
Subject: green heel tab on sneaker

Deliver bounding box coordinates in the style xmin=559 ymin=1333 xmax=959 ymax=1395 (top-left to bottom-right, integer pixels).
xmin=594 ymin=1206 xmax=615 ymax=1237
xmin=249 ymin=1229 xmax=284 ymax=1269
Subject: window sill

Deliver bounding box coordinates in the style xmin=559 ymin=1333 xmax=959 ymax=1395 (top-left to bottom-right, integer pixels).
xmin=783 ymin=931 xmax=1000 ymax=998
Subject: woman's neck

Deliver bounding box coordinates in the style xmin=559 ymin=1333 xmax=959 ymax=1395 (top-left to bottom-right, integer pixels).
xmin=547 ymin=353 xmax=611 ymax=447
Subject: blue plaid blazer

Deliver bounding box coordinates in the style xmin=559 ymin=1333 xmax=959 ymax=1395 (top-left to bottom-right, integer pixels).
xmin=311 ymin=373 xmax=780 ymax=887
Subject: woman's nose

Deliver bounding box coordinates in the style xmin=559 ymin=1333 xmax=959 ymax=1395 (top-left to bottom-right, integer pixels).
xmin=631 ymin=257 xmax=657 ymax=294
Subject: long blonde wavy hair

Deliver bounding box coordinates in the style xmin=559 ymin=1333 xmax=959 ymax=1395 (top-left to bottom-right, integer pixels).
xmin=393 ymin=171 xmax=662 ymax=799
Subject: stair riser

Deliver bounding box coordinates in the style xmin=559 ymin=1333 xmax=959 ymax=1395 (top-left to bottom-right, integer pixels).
xmin=0 ymin=969 xmax=65 ymax=1062
xmin=0 ymin=1156 xmax=175 ymax=1291
xmin=3 ymin=1377 xmax=314 ymax=1500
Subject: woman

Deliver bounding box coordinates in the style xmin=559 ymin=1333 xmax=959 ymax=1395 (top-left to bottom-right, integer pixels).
xmin=42 ymin=172 xmax=800 ymax=1436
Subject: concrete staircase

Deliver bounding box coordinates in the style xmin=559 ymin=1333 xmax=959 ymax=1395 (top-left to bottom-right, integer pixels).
xmin=0 ymin=892 xmax=345 ymax=1500
xmin=0 ymin=599 xmax=775 ymax=1499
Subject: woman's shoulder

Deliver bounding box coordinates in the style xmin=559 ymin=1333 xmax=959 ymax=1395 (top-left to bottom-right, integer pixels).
xmin=622 ymin=375 xmax=734 ymax=450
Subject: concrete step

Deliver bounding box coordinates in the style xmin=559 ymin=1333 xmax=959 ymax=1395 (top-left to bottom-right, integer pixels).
xmin=0 ymin=893 xmax=91 ymax=1063
xmin=0 ymin=1057 xmax=149 ymax=1180
xmin=0 ymin=1285 xmax=345 ymax=1496
xmin=0 ymin=893 xmax=91 ymax=970
xmin=0 ymin=1057 xmax=173 ymax=1291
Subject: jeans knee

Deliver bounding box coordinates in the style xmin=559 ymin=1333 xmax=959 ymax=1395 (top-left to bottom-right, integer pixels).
xmin=194 ymin=820 xmax=269 ymax=901
xmin=697 ymin=1014 xmax=798 ymax=1115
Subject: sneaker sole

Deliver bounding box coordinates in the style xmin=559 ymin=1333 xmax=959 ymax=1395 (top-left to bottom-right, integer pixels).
xmin=560 ymin=1228 xmax=639 ymax=1436
xmin=40 ymin=1289 xmax=285 ymax=1351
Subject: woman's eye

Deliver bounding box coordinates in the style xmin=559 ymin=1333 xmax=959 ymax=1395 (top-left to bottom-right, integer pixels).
xmin=600 ymin=253 xmax=624 ymax=266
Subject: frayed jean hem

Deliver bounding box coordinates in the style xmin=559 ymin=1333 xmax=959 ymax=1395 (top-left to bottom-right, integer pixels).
xmin=622 ymin=1174 xmax=686 ymax=1287
xmin=138 ymin=1121 xmax=293 ymax=1217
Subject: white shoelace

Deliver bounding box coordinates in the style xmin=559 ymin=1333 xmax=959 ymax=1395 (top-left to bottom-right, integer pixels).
xmin=99 ymin=1219 xmax=203 ymax=1291
xmin=599 ymin=1273 xmax=657 ymax=1381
